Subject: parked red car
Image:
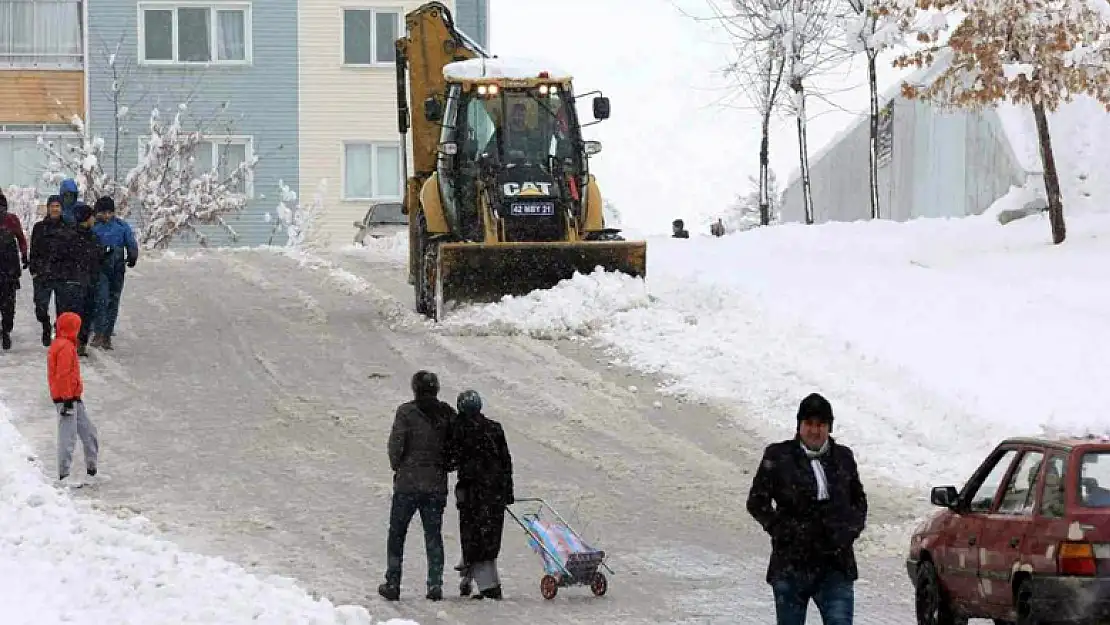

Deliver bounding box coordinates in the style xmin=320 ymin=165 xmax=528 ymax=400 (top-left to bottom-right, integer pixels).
xmin=907 ymin=436 xmax=1110 ymax=624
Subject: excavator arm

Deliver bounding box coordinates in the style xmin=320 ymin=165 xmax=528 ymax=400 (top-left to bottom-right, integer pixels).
xmin=395 ymin=2 xmax=489 ymax=183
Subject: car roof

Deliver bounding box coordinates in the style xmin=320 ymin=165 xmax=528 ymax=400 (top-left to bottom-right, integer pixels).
xmin=1002 ymin=435 xmax=1110 ymax=452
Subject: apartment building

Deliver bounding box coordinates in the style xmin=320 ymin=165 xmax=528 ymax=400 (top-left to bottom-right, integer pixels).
xmin=0 ymin=0 xmax=86 ymax=194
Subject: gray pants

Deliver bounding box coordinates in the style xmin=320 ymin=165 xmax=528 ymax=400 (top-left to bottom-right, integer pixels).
xmin=57 ymin=401 xmax=98 ymax=478
xmin=461 ymin=559 xmax=501 ymax=592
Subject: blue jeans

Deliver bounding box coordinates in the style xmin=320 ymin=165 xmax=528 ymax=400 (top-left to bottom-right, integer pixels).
xmin=95 ymin=268 xmax=125 ymax=337
xmin=771 ymin=570 xmax=854 ymax=625
xmin=385 ymin=492 xmax=446 ymax=589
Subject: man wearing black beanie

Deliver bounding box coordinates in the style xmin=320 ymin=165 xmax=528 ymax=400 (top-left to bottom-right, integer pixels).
xmin=747 ymin=392 xmax=868 ymax=625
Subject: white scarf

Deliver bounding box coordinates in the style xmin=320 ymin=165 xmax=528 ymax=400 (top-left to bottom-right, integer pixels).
xmin=801 ymin=440 xmax=830 ymax=501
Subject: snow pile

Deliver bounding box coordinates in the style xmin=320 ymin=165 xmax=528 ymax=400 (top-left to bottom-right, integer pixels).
xmin=339 ymin=231 xmax=409 ymax=264
xmin=440 ymin=269 xmax=654 ymax=339
xmin=0 ymin=405 xmax=415 ymax=625
xmin=443 ymin=57 xmax=572 ymax=81
xmin=444 ymin=206 xmax=1110 ymax=491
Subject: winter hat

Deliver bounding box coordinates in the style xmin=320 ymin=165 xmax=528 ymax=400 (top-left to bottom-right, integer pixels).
xmin=456 ymin=390 xmax=482 ymax=416
xmin=46 ymin=194 xmax=62 ymax=206
xmin=797 ymin=392 xmax=834 ymax=430
xmin=94 ymin=196 xmax=115 ymax=214
xmin=72 ymin=203 xmax=93 ymax=224
xmin=411 ymin=370 xmax=440 ymax=397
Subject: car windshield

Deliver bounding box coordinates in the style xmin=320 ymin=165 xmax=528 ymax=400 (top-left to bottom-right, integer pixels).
xmin=1079 ymin=451 xmax=1110 ymax=507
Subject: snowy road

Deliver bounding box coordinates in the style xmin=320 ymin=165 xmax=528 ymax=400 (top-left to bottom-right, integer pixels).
xmin=1 ymin=247 xmax=919 ymax=624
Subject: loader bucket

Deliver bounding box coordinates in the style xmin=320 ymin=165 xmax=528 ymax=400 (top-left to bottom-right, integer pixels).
xmin=436 ymin=240 xmax=647 ymax=310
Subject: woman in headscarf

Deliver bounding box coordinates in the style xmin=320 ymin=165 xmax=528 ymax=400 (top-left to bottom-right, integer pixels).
xmin=449 ymin=390 xmax=514 ymax=600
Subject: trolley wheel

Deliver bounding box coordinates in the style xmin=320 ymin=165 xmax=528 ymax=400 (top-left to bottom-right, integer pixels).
xmin=540 ymin=575 xmax=559 ymax=600
xmin=590 ymin=572 xmax=608 ymax=597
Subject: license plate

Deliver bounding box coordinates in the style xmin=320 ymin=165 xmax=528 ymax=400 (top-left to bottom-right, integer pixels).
xmin=510 ymin=202 xmax=555 ymax=216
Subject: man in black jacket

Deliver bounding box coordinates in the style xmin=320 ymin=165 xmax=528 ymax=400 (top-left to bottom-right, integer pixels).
xmin=747 ymin=393 xmax=867 ymax=625
xmin=379 ymin=370 xmax=457 ymax=602
xmin=30 ymin=195 xmax=66 ymax=346
xmin=49 ymin=205 xmax=103 ymax=357
xmin=448 ymin=390 xmax=514 ymax=600
xmin=0 ymin=221 xmax=22 ymax=350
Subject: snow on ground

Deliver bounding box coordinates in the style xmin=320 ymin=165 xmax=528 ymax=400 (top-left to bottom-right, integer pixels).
xmin=0 ymin=402 xmax=414 ymax=625
xmin=440 ymin=204 xmax=1110 ymax=494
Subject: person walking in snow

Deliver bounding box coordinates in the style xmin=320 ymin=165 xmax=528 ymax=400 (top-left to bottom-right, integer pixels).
xmin=0 ymin=213 xmax=23 ymax=351
xmin=379 ymin=370 xmax=457 ymax=602
xmin=448 ymin=390 xmax=514 ymax=600
xmin=89 ymin=197 xmax=137 ymax=350
xmin=747 ymin=393 xmax=868 ymax=625
xmin=30 ymin=195 xmax=66 ymax=346
xmin=48 ymin=311 xmax=99 ymax=482
xmin=0 ymin=191 xmax=30 ymax=268
xmin=50 ymin=204 xmax=105 ymax=357
xmin=58 ymin=178 xmax=88 ymax=225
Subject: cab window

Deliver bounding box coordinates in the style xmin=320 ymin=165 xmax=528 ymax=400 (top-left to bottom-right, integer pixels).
xmin=996 ymin=450 xmax=1044 ymax=515
xmin=1079 ymin=451 xmax=1110 ymax=508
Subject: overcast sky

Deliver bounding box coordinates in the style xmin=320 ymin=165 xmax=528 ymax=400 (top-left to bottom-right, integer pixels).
xmin=487 ymin=0 xmax=904 ymax=234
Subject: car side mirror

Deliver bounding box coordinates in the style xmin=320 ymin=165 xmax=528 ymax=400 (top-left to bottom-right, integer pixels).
xmin=424 ymin=97 xmax=443 ymax=122
xmin=583 ymin=140 xmax=602 ymax=156
xmin=592 ymin=96 xmax=610 ymax=120
xmin=930 ymin=486 xmax=959 ymax=509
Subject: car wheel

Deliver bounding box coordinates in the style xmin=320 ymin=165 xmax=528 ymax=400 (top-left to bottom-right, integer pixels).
xmin=1014 ymin=578 xmax=1038 ymax=625
xmin=915 ymin=560 xmax=966 ymax=625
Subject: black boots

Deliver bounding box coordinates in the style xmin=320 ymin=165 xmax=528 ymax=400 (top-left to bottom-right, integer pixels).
xmin=41 ymin=320 xmax=52 ymax=347
xmin=470 ymin=585 xmax=503 ymax=600
xmin=1 ymin=332 xmax=10 ymax=350
xmin=376 ymin=583 xmax=444 ymax=601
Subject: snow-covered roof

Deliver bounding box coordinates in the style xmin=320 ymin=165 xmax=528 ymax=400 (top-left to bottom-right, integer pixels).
xmin=443 ymin=57 xmax=572 ymax=82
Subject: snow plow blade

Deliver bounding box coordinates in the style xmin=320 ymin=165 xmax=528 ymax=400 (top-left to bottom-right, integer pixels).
xmin=437 ymin=240 xmax=647 ymax=307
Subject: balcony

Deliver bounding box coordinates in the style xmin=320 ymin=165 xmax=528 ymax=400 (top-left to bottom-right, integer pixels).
xmin=0 ymin=0 xmax=84 ymax=69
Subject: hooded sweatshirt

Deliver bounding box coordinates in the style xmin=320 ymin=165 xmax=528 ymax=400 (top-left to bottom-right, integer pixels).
xmin=59 ymin=179 xmax=87 ymax=226
xmin=0 ymin=193 xmax=28 ymax=259
xmin=48 ymin=312 xmax=83 ymax=403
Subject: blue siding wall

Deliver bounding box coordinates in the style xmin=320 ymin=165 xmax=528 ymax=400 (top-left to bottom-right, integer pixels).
xmin=454 ymin=0 xmax=488 ymax=48
xmin=87 ymin=1 xmax=298 ymax=247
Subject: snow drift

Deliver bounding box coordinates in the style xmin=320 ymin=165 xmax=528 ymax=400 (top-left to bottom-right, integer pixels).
xmin=0 ymin=404 xmax=415 ymax=625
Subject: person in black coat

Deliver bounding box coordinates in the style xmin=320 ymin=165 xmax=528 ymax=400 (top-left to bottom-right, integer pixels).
xmin=746 ymin=393 xmax=868 ymax=625
xmin=379 ymin=370 xmax=457 ymax=603
xmin=0 ymin=220 xmax=22 ymax=350
xmin=448 ymin=390 xmax=514 ymax=600
xmin=48 ymin=204 xmax=104 ymax=357
xmin=30 ymin=195 xmax=66 ymax=346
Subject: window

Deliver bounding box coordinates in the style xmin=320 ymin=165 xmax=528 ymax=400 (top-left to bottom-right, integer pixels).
xmin=1080 ymin=451 xmax=1110 ymax=508
xmin=996 ymin=450 xmax=1044 ymax=515
xmin=342 ymin=8 xmax=398 ymax=65
xmin=966 ymin=449 xmax=1018 ymax=513
xmin=343 ymin=142 xmax=401 ymax=201
xmin=0 ymin=0 xmax=83 ymax=68
xmin=1040 ymin=454 xmax=1067 ymax=518
xmin=0 ymin=126 xmax=78 ymax=193
xmin=139 ymin=3 xmax=250 ymax=64
xmin=197 ymin=137 xmax=253 ymax=196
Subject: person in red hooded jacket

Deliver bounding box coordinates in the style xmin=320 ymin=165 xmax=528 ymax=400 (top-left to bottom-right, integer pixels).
xmin=47 ymin=311 xmax=99 ymax=482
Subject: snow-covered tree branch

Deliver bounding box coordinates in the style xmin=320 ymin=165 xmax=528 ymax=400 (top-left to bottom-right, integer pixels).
xmin=726 ymin=169 xmax=782 ymax=232
xmin=4 ymin=186 xmax=39 ymax=236
xmin=38 ymin=114 xmax=121 ymax=207
xmin=267 ymin=179 xmax=328 ymax=250
xmin=889 ymin=0 xmax=1110 ymax=244
xmin=125 ymin=105 xmax=258 ymax=250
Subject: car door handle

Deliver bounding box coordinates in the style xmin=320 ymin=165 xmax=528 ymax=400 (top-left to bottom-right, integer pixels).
xmin=968 ymin=535 xmax=977 ymax=546
xmin=1010 ymin=537 xmax=1020 ymax=548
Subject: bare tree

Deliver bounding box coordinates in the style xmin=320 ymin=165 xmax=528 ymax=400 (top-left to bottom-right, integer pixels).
xmin=840 ymin=0 xmax=903 ymax=219
xmin=889 ymin=0 xmax=1110 ymax=244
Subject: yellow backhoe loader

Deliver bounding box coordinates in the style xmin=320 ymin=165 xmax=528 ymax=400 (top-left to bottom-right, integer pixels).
xmin=395 ymin=2 xmax=647 ymax=320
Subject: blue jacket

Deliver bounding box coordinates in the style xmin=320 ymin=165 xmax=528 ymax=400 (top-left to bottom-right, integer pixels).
xmin=92 ymin=217 xmax=138 ymax=271
xmin=59 ymin=179 xmax=87 ymax=225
